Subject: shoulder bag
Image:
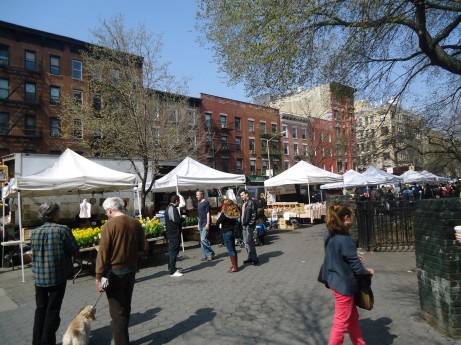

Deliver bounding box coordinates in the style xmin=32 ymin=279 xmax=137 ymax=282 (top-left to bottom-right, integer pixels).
xmin=317 ymin=235 xmax=331 ymax=288
xmin=355 ymin=274 xmax=374 ymax=310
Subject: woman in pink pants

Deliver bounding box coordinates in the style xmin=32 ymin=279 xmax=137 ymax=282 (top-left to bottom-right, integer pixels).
xmin=320 ymin=204 xmax=374 ymax=345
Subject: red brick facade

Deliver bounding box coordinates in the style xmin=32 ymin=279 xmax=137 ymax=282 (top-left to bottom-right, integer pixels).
xmin=199 ymin=93 xmax=280 ymax=176
xmin=0 ymin=20 xmax=91 ymax=156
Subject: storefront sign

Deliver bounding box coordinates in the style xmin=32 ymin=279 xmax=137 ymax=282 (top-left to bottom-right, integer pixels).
xmin=247 ymin=175 xmax=267 ymax=183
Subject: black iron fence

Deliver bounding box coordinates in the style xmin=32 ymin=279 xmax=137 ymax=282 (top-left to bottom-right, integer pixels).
xmin=355 ymin=199 xmax=415 ymax=251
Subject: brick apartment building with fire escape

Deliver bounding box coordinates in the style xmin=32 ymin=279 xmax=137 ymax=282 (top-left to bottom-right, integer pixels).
xmin=199 ymin=93 xmax=281 ymax=180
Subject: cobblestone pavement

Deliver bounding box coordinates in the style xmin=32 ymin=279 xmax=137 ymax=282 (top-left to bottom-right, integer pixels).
xmin=0 ymin=223 xmax=457 ymax=344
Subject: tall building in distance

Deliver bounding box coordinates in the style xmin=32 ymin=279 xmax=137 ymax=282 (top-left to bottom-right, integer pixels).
xmin=269 ymin=83 xmax=357 ymax=173
xmin=355 ymin=100 xmax=425 ymax=172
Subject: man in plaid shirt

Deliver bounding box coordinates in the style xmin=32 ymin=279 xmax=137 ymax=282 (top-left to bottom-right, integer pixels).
xmin=31 ymin=201 xmax=80 ymax=345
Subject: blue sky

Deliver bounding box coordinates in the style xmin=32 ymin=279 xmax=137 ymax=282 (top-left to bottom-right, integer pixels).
xmin=1 ymin=0 xmax=250 ymax=102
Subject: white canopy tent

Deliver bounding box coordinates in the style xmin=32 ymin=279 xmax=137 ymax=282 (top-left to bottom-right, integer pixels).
xmin=264 ymin=161 xmax=342 ymax=203
xmin=150 ymin=156 xmax=246 ymax=193
xmin=2 ymin=148 xmax=138 ymax=282
xmin=320 ymin=169 xmax=369 ymax=190
xmin=361 ymin=166 xmax=402 ymax=185
xmin=400 ymin=170 xmax=429 ymax=184
xmin=420 ymin=170 xmax=449 ymax=184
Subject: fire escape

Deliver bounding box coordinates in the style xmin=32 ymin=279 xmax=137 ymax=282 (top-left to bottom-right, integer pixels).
xmin=205 ymin=118 xmax=235 ymax=172
xmin=0 ymin=53 xmax=45 ymax=155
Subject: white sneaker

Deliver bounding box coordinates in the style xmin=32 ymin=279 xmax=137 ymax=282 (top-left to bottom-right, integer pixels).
xmin=170 ymin=270 xmax=183 ymax=277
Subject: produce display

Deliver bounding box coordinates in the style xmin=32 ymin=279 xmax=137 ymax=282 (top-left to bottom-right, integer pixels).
xmin=71 ymin=217 xmax=165 ymax=247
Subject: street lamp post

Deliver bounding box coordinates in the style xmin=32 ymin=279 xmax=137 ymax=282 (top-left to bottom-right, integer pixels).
xmin=267 ymin=131 xmax=287 ymax=178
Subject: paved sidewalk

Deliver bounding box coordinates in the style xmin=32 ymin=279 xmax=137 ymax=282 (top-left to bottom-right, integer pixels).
xmin=0 ymin=223 xmax=457 ymax=344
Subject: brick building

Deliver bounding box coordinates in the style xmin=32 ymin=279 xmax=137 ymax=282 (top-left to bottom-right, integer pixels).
xmin=199 ymin=93 xmax=281 ymax=177
xmin=0 ymin=20 xmax=91 ymax=156
xmin=270 ymin=83 xmax=358 ymax=173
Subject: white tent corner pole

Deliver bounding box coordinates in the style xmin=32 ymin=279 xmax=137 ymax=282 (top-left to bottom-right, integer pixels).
xmin=1 ymin=199 xmax=4 ymax=268
xmin=18 ymin=191 xmax=25 ymax=283
xmin=181 ymin=232 xmax=184 ymax=252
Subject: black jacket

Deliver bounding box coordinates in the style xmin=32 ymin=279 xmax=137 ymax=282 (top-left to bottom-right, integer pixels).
xmin=216 ymin=212 xmax=239 ymax=234
xmin=240 ymin=198 xmax=257 ymax=227
xmin=165 ymin=203 xmax=182 ymax=239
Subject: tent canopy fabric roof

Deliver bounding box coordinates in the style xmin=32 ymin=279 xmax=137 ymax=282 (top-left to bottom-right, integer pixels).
xmin=264 ymin=161 xmax=342 ymax=187
xmin=400 ymin=170 xmax=428 ymax=184
xmin=152 ymin=156 xmax=246 ymax=192
xmin=361 ymin=166 xmax=402 ymax=185
xmin=321 ymin=170 xmax=369 ymax=190
xmin=11 ymin=148 xmax=137 ymax=196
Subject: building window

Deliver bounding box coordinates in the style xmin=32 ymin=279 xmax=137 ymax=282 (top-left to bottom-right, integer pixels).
xmin=24 ymin=115 xmax=36 ymax=136
xmin=292 ymin=127 xmax=298 ymax=139
xmin=284 ymin=161 xmax=290 ymax=170
xmin=260 ymin=121 xmax=266 ymax=134
xmin=250 ymin=160 xmax=256 ymax=175
xmin=334 ymin=110 xmax=339 ymax=121
xmin=330 ymin=164 xmax=334 ymax=172
xmin=93 ymin=94 xmax=101 ymax=111
xmin=235 ymin=117 xmax=241 ymax=131
xmin=282 ymin=125 xmax=288 ymax=137
xmin=337 ymin=161 xmax=343 ymax=173
xmin=273 ymin=159 xmax=280 ymax=171
xmin=73 ymin=119 xmax=83 ymax=139
xmin=72 ymin=60 xmax=83 ymax=80
xmin=294 ymin=144 xmax=299 ymax=155
xmin=50 ymin=117 xmax=61 ymax=137
xmin=236 ymin=159 xmax=243 ymax=173
xmin=73 ymin=89 xmax=83 ymax=107
xmin=50 ymin=86 xmax=60 ymax=105
xmin=25 ymin=82 xmax=36 ymax=103
xmin=205 ymin=112 xmax=212 ymax=128
xmin=111 ymin=69 xmax=120 ymax=85
xmin=271 ymin=123 xmax=277 ymax=133
xmin=302 ymin=128 xmax=307 ymax=140
xmin=25 ymin=50 xmax=36 ymax=71
xmin=248 ymin=120 xmax=254 ymax=132
xmin=235 ymin=137 xmax=242 ymax=151
xmin=284 ymin=142 xmax=289 ymax=155
xmin=220 ymin=114 xmax=227 ymax=128
xmin=249 ymin=138 xmax=255 ymax=152
xmin=0 ymin=45 xmax=8 ymax=65
xmin=0 ymin=113 xmax=9 ymax=135
xmin=206 ymin=133 xmax=212 ymax=149
xmin=0 ymin=79 xmax=8 ymax=99
xmin=262 ymin=159 xmax=268 ymax=172
xmin=303 ymin=144 xmax=308 ymax=156
xmin=50 ymin=55 xmax=60 ymax=75
xmin=220 ymin=135 xmax=229 ymax=150
xmin=222 ymin=157 xmax=229 ymax=171
xmin=261 ymin=139 xmax=267 ymax=152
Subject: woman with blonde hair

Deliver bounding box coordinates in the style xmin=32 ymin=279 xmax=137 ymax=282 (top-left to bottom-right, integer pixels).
xmin=216 ymin=199 xmax=240 ymax=272
xmin=320 ymin=203 xmax=374 ymax=345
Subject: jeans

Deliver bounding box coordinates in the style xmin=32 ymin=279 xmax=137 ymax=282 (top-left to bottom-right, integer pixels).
xmin=107 ymin=271 xmax=136 ymax=345
xmin=200 ymin=226 xmax=215 ymax=258
xmin=243 ymin=226 xmax=258 ymax=261
xmin=33 ymin=281 xmax=67 ymax=345
xmin=167 ymin=235 xmax=181 ymax=274
xmin=222 ymin=230 xmax=236 ymax=257
xmin=329 ymin=288 xmax=366 ymax=345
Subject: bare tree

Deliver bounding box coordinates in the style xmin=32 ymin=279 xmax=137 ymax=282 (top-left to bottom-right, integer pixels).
xmin=59 ymin=15 xmax=199 ymax=213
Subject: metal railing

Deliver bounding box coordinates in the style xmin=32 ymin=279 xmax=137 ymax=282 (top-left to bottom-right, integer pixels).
xmin=355 ymin=199 xmax=415 ymax=251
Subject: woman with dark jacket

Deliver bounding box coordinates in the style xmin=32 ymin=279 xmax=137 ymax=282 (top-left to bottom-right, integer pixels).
xmin=320 ymin=204 xmax=374 ymax=345
xmin=216 ymin=199 xmax=240 ymax=272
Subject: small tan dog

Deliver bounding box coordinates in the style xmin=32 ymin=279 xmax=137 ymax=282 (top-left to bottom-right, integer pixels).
xmin=62 ymin=305 xmax=96 ymax=345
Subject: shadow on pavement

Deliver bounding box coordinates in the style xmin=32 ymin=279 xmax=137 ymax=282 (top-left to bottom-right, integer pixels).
xmin=361 ymin=316 xmax=397 ymax=344
xmin=130 ymin=307 xmax=217 ymax=345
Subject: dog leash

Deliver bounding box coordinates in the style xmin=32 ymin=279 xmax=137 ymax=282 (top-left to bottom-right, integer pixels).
xmin=93 ymin=291 xmax=104 ymax=308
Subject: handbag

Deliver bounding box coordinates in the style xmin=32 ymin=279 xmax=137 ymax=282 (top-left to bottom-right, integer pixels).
xmin=355 ymin=274 xmax=374 ymax=310
xmin=317 ymin=235 xmax=331 ymax=288
xmin=317 ymin=264 xmax=329 ymax=289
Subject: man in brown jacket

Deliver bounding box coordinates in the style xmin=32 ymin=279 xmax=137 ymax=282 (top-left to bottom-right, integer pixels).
xmin=95 ymin=197 xmax=148 ymax=345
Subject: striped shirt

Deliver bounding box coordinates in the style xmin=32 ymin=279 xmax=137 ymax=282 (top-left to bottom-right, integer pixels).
xmin=31 ymin=222 xmax=79 ymax=287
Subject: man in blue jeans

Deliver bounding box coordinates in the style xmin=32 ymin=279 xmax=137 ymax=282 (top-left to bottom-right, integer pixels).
xmin=196 ymin=190 xmax=215 ymax=261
